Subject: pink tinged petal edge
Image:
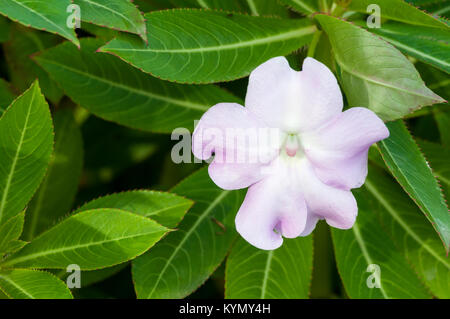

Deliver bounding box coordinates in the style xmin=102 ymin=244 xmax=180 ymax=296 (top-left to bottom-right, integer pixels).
xmin=303 ymin=107 xmax=390 ymax=190
xmin=298 ymin=159 xmax=358 ymax=230
xmin=245 ymin=56 xmax=343 ymax=133
xmin=192 ymin=103 xmax=280 ymax=190
xmin=235 ymin=161 xmax=308 ymax=250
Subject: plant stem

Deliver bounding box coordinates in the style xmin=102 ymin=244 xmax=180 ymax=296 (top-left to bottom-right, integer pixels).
xmin=307 ymin=30 xmax=322 ymax=58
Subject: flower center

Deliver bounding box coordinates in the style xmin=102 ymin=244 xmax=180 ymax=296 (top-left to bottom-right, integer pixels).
xmin=284 ymin=134 xmax=302 ymax=157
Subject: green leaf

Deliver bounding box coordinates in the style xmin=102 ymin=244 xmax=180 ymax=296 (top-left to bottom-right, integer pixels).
xmin=132 ymin=168 xmax=245 ymax=299
xmin=0 ymin=81 xmax=53 ymax=226
xmin=356 ymin=21 xmax=450 ymax=74
xmin=347 ymin=0 xmax=448 ymax=29
xmin=378 ymin=121 xmax=450 ymax=251
xmin=332 ymin=187 xmax=431 ymax=299
xmin=1 ymin=208 xmax=168 ymax=270
xmin=4 ymin=25 xmax=64 ymax=104
xmin=1 ymin=240 xmax=27 ymax=255
xmin=73 ymin=0 xmax=147 ymax=41
xmin=316 ymin=14 xmax=444 ymax=121
xmin=0 ymin=79 xmax=15 ymax=116
xmin=23 ymin=110 xmax=83 ymax=240
xmin=0 ymin=0 xmax=79 ymax=46
xmin=36 ymin=38 xmax=241 ymax=132
xmin=0 ymin=269 xmax=72 ymax=299
xmin=0 ymin=212 xmax=24 ymax=255
xmin=364 ymin=166 xmax=450 ymax=298
xmin=278 ymin=0 xmax=320 ymax=14
xmin=225 ymin=236 xmax=313 ymax=299
xmin=100 ymin=9 xmax=316 ymax=83
xmin=76 ymin=191 xmax=193 ymax=229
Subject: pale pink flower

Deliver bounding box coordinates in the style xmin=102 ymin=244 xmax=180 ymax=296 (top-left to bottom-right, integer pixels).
xmin=192 ymin=57 xmax=389 ymax=250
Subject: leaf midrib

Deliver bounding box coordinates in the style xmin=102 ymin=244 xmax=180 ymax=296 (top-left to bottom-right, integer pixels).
xmin=105 ymin=25 xmax=316 ymax=54
xmin=0 ymin=273 xmax=34 ymax=298
xmin=1 ymin=230 xmax=163 ymax=268
xmin=365 ymin=180 xmax=449 ymax=268
xmin=146 ymin=190 xmax=230 ymax=298
xmin=376 ymin=32 xmax=450 ymax=68
xmin=37 ymin=58 xmax=210 ymax=111
xmin=78 ymin=0 xmax=140 ymax=34
xmin=352 ymin=222 xmax=389 ymax=298
xmin=9 ymin=0 xmax=73 ymax=40
xmin=260 ymin=250 xmax=273 ymax=299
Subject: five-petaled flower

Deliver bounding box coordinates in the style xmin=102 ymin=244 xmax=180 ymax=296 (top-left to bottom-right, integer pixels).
xmin=192 ymin=57 xmax=389 ymax=250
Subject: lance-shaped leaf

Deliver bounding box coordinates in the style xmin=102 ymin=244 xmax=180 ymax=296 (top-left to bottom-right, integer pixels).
xmin=100 ymin=9 xmax=316 ymax=83
xmin=0 ymin=209 xmax=168 ymax=270
xmin=0 ymin=81 xmax=53 ymax=226
xmin=132 ymin=168 xmax=245 ymax=299
xmin=0 ymin=0 xmax=79 ymax=46
xmin=0 ymin=269 xmax=72 ymax=299
xmin=23 ymin=110 xmax=83 ymax=240
xmin=364 ymin=166 xmax=450 ymax=298
xmin=347 ymin=0 xmax=448 ymax=29
xmin=73 ymin=0 xmax=147 ymax=41
xmin=0 ymin=79 xmax=15 ymax=116
xmin=378 ymin=121 xmax=450 ymax=251
xmin=76 ymin=191 xmax=193 ymax=229
xmin=36 ymin=38 xmax=241 ymax=132
xmin=225 ymin=236 xmax=313 ymax=299
xmin=0 ymin=212 xmax=24 ymax=255
xmin=316 ymin=14 xmax=444 ymax=121
xmin=332 ymin=186 xmax=431 ymax=299
xmin=356 ymin=21 xmax=450 ymax=74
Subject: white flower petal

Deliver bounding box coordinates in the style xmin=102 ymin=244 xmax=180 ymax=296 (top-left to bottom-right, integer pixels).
xmin=245 ymin=57 xmax=343 ymax=132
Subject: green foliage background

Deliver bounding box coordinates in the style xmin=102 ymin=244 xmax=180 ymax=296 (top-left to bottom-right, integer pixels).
xmin=0 ymin=0 xmax=448 ymax=299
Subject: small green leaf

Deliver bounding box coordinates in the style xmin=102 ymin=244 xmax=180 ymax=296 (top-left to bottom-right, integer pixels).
xmin=36 ymin=38 xmax=241 ymax=132
xmin=132 ymin=168 xmax=245 ymax=299
xmin=73 ymin=0 xmax=147 ymax=41
xmin=0 ymin=0 xmax=79 ymax=45
xmin=100 ymin=9 xmax=316 ymax=83
xmin=316 ymin=14 xmax=444 ymax=121
xmin=332 ymin=186 xmax=432 ymax=299
xmin=0 ymin=269 xmax=72 ymax=299
xmin=0 ymin=81 xmax=53 ymax=226
xmin=23 ymin=110 xmax=84 ymax=240
xmin=1 ymin=209 xmax=168 ymax=270
xmin=378 ymin=121 xmax=450 ymax=252
xmin=365 ymin=166 xmax=450 ymax=298
xmin=225 ymin=236 xmax=313 ymax=299
xmin=348 ymin=0 xmax=449 ymax=29
xmin=76 ymin=190 xmax=193 ymax=229
xmin=0 ymin=212 xmax=24 ymax=255
xmin=1 ymin=240 xmax=27 ymax=255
